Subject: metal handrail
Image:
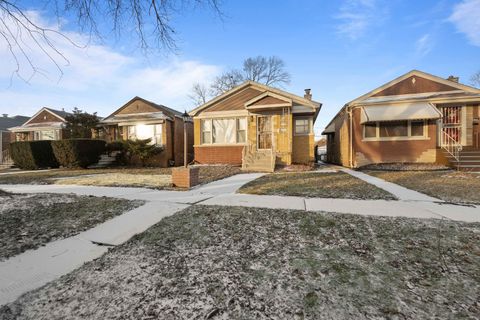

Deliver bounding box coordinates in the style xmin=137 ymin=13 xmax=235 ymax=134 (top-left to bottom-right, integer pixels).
xmin=441 ymin=129 xmax=462 ymax=163
xmin=1 ymin=148 xmax=12 ymax=164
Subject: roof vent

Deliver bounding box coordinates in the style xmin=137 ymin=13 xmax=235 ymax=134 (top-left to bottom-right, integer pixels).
xmin=304 ymin=89 xmax=312 ymax=100
xmin=447 ymin=75 xmax=459 ymax=83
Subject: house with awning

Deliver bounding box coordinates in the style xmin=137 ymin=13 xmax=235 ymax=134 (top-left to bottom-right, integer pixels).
xmin=322 ymin=70 xmax=480 ymax=170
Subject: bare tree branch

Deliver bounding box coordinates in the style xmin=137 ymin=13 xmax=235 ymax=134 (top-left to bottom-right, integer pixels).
xmin=210 ymin=69 xmax=244 ymax=96
xmin=471 ymin=71 xmax=480 ymax=88
xmin=0 ymin=0 xmax=223 ymax=83
xmin=188 ymin=82 xmax=210 ymax=106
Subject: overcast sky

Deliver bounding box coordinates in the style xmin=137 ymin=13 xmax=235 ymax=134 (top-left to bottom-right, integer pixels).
xmin=0 ymin=0 xmax=479 ymax=139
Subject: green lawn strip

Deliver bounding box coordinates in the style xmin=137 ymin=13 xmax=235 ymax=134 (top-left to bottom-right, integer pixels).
xmin=3 ymin=205 xmax=478 ymax=319
xmin=365 ymin=170 xmax=480 ymax=204
xmin=0 ymin=193 xmax=144 ymax=260
xmin=238 ymin=172 xmax=396 ymax=200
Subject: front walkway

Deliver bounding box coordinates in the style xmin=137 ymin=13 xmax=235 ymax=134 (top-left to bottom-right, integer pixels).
xmin=1 ymin=171 xmax=479 ymax=305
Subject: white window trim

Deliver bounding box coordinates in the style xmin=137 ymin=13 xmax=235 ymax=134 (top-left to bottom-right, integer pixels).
xmin=200 ymin=117 xmax=248 ymax=146
xmin=362 ymin=120 xmax=430 ymax=142
xmin=294 ymin=117 xmax=313 ymax=136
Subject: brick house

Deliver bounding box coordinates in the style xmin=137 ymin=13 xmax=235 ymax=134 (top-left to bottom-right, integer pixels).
xmin=8 ymin=107 xmax=71 ymax=142
xmin=99 ymin=96 xmax=193 ymax=167
xmin=323 ymin=70 xmax=480 ymax=171
xmin=189 ymin=81 xmax=322 ymax=171
xmin=0 ymin=114 xmax=29 ymax=164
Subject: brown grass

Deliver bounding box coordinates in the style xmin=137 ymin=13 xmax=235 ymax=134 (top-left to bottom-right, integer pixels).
xmin=366 ymin=170 xmax=480 ymax=204
xmin=238 ymin=172 xmax=396 ymax=200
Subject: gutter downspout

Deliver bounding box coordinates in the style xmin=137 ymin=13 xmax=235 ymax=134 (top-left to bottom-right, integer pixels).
xmin=346 ymin=104 xmax=354 ymax=168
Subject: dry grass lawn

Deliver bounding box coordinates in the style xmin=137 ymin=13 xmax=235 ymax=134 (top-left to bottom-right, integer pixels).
xmin=54 ymin=173 xmax=172 ymax=188
xmin=2 ymin=205 xmax=479 ymax=319
xmin=239 ymin=172 xmax=396 ymax=200
xmin=0 ymin=165 xmax=242 ymax=189
xmin=366 ymin=170 xmax=480 ymax=204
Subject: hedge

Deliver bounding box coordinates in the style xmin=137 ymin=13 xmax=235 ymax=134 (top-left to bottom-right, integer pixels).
xmin=51 ymin=139 xmax=106 ymax=168
xmin=9 ymin=141 xmax=59 ymax=170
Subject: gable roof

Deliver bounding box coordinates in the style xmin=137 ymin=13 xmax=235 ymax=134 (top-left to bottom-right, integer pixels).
xmin=103 ymin=96 xmax=182 ymax=121
xmin=322 ymin=70 xmax=480 ymax=133
xmin=0 ymin=115 xmax=29 ymax=131
xmin=189 ymin=81 xmax=321 ymax=116
xmin=348 ymin=69 xmax=480 ymax=106
xmin=22 ymin=107 xmax=71 ymax=127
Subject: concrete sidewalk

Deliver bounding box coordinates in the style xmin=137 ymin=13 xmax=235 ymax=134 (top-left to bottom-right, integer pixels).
xmin=0 ymin=173 xmax=263 ymax=305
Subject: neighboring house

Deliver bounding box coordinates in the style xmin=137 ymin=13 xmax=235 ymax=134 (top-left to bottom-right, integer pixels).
xmin=99 ymin=96 xmax=193 ymax=167
xmin=0 ymin=114 xmax=29 ymax=164
xmin=189 ymin=81 xmax=322 ymax=171
xmin=8 ymin=107 xmax=72 ymax=142
xmin=323 ymin=70 xmax=480 ymax=170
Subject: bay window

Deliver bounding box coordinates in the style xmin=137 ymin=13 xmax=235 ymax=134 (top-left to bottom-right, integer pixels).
xmin=201 ymin=117 xmax=247 ymax=145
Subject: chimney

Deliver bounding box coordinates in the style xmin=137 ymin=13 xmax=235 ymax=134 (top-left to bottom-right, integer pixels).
xmin=304 ymin=88 xmax=312 ymax=100
xmin=447 ymin=75 xmax=459 ymax=83
xmin=2 ymin=114 xmax=7 ymax=118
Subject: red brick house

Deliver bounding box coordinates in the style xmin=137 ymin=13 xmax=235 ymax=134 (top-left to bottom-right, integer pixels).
xmin=8 ymin=107 xmax=71 ymax=142
xmin=99 ymin=96 xmax=193 ymax=167
xmin=189 ymin=81 xmax=322 ymax=171
xmin=323 ymin=70 xmax=480 ymax=170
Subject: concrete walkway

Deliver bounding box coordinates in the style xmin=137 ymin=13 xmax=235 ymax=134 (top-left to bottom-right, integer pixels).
xmin=340 ymin=168 xmax=440 ymax=202
xmin=0 ymin=173 xmax=263 ymax=305
xmin=1 ymin=171 xmax=479 ymax=305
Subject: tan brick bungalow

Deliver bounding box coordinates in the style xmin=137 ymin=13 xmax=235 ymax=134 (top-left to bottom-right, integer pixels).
xmin=323 ymin=70 xmax=480 ymax=170
xmin=8 ymin=107 xmax=71 ymax=141
xmin=189 ymin=81 xmax=322 ymax=171
xmin=99 ymin=96 xmax=193 ymax=167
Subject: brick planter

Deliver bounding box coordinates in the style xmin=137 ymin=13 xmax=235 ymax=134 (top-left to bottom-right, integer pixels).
xmin=172 ymin=167 xmax=199 ymax=188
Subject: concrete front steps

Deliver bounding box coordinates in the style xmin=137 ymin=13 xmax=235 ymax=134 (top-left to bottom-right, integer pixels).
xmin=88 ymin=153 xmax=118 ymax=169
xmin=444 ymin=147 xmax=480 ymax=172
xmin=242 ymin=150 xmax=275 ymax=172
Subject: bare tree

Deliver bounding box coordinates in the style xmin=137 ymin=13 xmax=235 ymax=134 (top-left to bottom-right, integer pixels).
xmin=242 ymin=56 xmax=291 ymax=86
xmin=0 ymin=0 xmax=223 ymax=81
xmin=471 ymin=71 xmax=480 ymax=88
xmin=209 ymin=69 xmax=244 ymax=96
xmin=188 ymin=82 xmax=210 ymax=106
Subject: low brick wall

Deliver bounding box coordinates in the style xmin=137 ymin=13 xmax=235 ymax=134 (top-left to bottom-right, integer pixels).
xmin=194 ymin=145 xmax=244 ymax=165
xmin=172 ymin=167 xmax=199 ymax=188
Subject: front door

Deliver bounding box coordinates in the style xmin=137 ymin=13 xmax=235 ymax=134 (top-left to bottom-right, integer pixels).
xmin=473 ymin=106 xmax=480 ymax=149
xmin=257 ymin=116 xmax=273 ymax=150
xmin=440 ymin=106 xmax=462 ymax=145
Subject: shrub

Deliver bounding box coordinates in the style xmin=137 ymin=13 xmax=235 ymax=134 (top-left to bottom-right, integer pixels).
xmin=51 ymin=139 xmax=106 ymax=168
xmin=122 ymin=139 xmax=164 ymax=166
xmin=106 ymin=140 xmax=125 ymax=154
xmin=9 ymin=141 xmax=59 ymax=170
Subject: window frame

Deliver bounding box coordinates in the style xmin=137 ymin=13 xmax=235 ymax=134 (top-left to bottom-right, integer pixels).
xmin=126 ymin=123 xmax=163 ymax=146
xmin=294 ymin=117 xmax=312 ymax=136
xmin=200 ymin=117 xmax=248 ymax=146
xmin=362 ymin=120 xmax=429 ymax=141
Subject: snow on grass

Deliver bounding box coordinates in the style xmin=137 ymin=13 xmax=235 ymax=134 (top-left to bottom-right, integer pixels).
xmin=2 ymin=205 xmax=479 ymax=319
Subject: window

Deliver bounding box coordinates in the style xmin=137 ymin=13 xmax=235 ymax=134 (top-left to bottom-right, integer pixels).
xmin=200 ymin=118 xmax=247 ymax=145
xmin=364 ymin=120 xmax=426 ymax=140
xmin=34 ymin=130 xmax=57 ymax=140
xmin=295 ymin=118 xmax=310 ymax=135
xmin=364 ymin=123 xmax=377 ymax=138
xmin=201 ymin=120 xmax=211 ymax=144
xmin=126 ymin=124 xmax=163 ymax=145
xmin=410 ymin=121 xmax=424 ymax=137
xmin=379 ymin=121 xmax=408 ymax=137
xmin=213 ymin=119 xmax=236 ymax=144
xmin=237 ymin=118 xmax=246 ymax=143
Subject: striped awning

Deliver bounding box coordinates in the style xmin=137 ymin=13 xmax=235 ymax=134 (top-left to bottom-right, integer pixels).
xmin=360 ymin=102 xmax=442 ymax=124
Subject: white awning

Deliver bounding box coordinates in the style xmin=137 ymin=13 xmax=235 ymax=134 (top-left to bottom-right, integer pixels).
xmin=360 ymin=102 xmax=442 ymax=124
xmin=322 ymin=122 xmax=335 ymax=134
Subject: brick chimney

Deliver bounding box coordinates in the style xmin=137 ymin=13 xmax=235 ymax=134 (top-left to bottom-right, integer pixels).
xmin=304 ymin=89 xmax=312 ymax=100
xmin=447 ymin=75 xmax=459 ymax=83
